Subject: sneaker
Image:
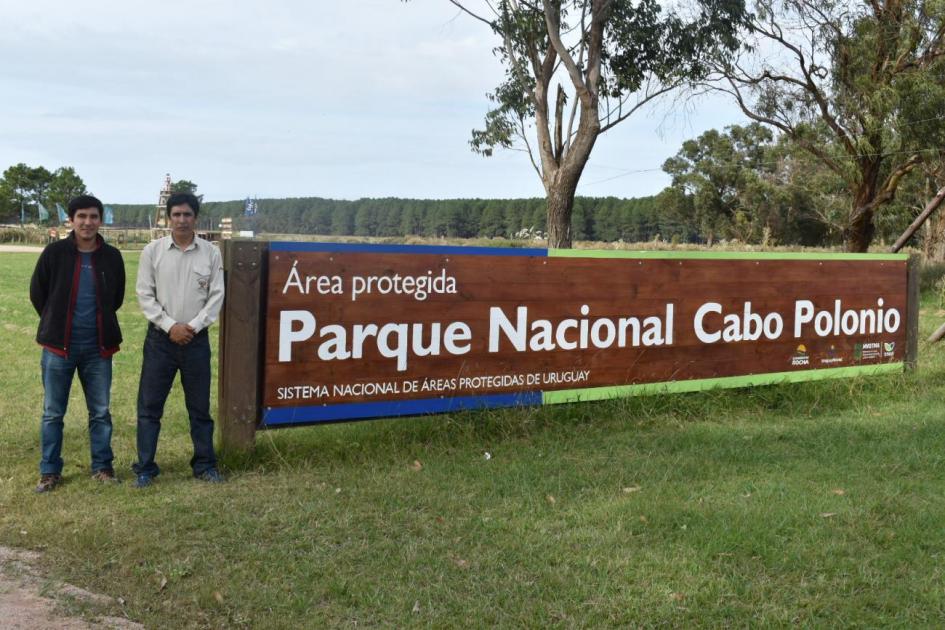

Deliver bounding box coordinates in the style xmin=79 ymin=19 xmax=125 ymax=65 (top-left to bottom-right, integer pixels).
xmin=195 ymin=469 xmax=225 ymax=484
xmin=34 ymin=474 xmax=62 ymax=493
xmin=133 ymin=474 xmax=154 ymax=489
xmin=91 ymin=469 xmax=120 ymax=484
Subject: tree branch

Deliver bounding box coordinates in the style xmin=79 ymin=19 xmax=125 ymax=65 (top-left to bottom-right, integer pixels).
xmin=446 ymin=0 xmax=494 ymax=27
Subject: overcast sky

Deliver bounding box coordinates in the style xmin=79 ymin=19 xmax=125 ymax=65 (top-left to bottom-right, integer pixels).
xmin=0 ymin=0 xmax=746 ymax=204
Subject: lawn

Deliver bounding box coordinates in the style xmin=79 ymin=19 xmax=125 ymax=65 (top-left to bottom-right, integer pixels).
xmin=2 ymin=250 xmax=945 ymax=627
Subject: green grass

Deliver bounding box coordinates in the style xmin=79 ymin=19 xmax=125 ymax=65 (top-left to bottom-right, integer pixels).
xmin=2 ymin=251 xmax=945 ymax=627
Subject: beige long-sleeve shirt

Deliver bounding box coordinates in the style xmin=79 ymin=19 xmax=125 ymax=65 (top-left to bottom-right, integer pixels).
xmin=136 ymin=235 xmax=224 ymax=334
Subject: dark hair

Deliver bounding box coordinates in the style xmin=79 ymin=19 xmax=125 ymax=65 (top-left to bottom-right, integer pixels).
xmin=67 ymin=195 xmax=103 ymax=220
xmin=165 ymin=192 xmax=200 ymax=218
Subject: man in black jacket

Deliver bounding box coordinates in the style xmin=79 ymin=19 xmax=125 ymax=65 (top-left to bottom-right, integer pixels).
xmin=29 ymin=195 xmax=125 ymax=492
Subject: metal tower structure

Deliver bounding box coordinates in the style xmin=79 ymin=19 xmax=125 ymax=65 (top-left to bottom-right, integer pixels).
xmin=155 ymin=173 xmax=172 ymax=229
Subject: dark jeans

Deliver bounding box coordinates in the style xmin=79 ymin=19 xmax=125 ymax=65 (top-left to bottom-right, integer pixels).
xmin=40 ymin=345 xmax=114 ymax=475
xmin=133 ymin=326 xmax=217 ymax=477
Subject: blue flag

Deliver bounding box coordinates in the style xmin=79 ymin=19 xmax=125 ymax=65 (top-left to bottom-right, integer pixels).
xmin=56 ymin=203 xmax=68 ymax=223
xmin=104 ymin=206 xmax=114 ymax=225
xmin=37 ymin=202 xmax=50 ymax=221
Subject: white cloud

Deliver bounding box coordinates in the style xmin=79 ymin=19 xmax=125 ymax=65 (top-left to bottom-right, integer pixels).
xmin=0 ymin=0 xmax=744 ymax=202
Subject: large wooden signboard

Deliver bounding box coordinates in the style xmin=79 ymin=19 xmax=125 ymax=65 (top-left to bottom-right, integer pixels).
xmin=253 ymin=242 xmax=912 ymax=428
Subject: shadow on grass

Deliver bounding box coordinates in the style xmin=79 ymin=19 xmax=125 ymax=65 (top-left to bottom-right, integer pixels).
xmin=222 ymin=365 xmax=945 ymax=474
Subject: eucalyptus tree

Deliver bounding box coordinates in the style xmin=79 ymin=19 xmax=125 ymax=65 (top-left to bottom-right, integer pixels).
xmin=712 ymin=0 xmax=945 ymax=251
xmin=441 ymin=0 xmax=746 ymax=247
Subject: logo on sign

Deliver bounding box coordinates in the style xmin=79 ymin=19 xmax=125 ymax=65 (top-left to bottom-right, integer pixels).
xmin=791 ymin=344 xmax=809 ymax=366
xmin=883 ymin=341 xmax=896 ymax=357
xmin=857 ymin=341 xmax=882 ymax=360
xmin=820 ymin=344 xmax=843 ymax=365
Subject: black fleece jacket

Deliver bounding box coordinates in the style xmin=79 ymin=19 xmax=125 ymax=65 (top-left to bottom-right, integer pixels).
xmin=29 ymin=232 xmax=125 ymax=356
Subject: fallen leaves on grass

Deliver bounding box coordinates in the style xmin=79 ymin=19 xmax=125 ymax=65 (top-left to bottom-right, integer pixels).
xmin=670 ymin=592 xmax=686 ymax=602
xmin=820 ymin=512 xmax=837 ymax=519
xmin=412 ymin=601 xmax=421 ymax=613
xmin=831 ymin=488 xmax=846 ymax=495
xmin=410 ymin=460 xmax=423 ymax=472
xmin=622 ymin=486 xmax=641 ymax=494
xmin=452 ymin=557 xmax=469 ymax=569
xmin=213 ymin=591 xmax=224 ymax=604
xmin=546 ymin=494 xmax=556 ymax=505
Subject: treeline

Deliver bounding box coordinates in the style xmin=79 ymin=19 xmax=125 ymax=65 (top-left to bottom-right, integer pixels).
xmin=109 ymin=196 xmax=667 ymax=242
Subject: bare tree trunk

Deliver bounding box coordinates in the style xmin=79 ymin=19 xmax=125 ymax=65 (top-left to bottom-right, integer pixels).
xmin=545 ymin=179 xmax=577 ymax=248
xmin=845 ymin=206 xmax=875 ymax=252
xmin=845 ymin=172 xmax=881 ymax=252
xmin=925 ymin=212 xmax=945 ymax=260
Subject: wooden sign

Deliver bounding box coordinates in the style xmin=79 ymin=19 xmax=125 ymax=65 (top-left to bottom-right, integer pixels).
xmin=257 ymin=242 xmax=911 ymax=427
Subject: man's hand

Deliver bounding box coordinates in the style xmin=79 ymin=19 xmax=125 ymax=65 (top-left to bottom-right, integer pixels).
xmin=169 ymin=323 xmax=196 ymax=345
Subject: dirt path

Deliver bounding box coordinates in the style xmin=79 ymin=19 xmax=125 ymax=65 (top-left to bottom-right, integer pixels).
xmin=0 ymin=546 xmax=142 ymax=629
xmin=0 ymin=245 xmax=43 ymax=253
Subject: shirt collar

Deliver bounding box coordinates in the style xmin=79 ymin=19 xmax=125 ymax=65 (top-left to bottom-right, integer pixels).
xmin=166 ymin=235 xmax=198 ymax=252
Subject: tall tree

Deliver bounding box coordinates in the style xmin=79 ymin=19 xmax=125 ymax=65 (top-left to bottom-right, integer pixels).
xmin=0 ymin=164 xmax=31 ymax=221
xmin=29 ymin=166 xmax=53 ymax=207
xmin=662 ymin=124 xmax=775 ymax=243
xmin=47 ymin=167 xmax=87 ymax=209
xmin=0 ymin=163 xmax=53 ymax=222
xmin=171 ymin=179 xmax=198 ymax=194
xmin=442 ymin=0 xmax=746 ymax=247
xmin=713 ymin=0 xmax=945 ymax=251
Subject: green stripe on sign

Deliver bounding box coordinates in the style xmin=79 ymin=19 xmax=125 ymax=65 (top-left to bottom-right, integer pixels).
xmin=542 ymin=363 xmax=904 ymax=405
xmin=547 ymin=249 xmax=908 ymax=261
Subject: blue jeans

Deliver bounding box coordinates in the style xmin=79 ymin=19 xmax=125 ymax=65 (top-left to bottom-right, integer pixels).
xmin=40 ymin=345 xmax=114 ymax=475
xmin=133 ymin=326 xmax=217 ymax=477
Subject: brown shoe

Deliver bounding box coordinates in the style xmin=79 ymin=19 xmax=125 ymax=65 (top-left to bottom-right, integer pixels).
xmin=91 ymin=469 xmax=119 ymax=484
xmin=34 ymin=474 xmax=62 ymax=493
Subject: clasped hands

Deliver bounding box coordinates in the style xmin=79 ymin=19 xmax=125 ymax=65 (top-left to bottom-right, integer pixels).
xmin=168 ymin=323 xmax=197 ymax=345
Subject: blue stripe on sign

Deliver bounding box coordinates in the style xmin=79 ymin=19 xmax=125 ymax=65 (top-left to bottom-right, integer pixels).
xmin=262 ymin=392 xmax=544 ymax=426
xmin=269 ymin=241 xmax=547 ymax=257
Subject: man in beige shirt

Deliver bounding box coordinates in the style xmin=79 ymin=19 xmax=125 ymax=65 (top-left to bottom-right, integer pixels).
xmin=132 ymin=192 xmax=225 ymax=487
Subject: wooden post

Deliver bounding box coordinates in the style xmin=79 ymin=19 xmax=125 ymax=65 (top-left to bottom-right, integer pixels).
xmin=929 ymin=322 xmax=945 ymax=344
xmin=891 ymin=185 xmax=945 ymax=253
xmin=218 ymin=240 xmax=267 ymax=452
xmin=905 ymin=255 xmax=920 ymax=369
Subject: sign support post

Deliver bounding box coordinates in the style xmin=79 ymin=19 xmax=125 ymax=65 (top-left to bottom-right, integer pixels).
xmin=905 ymin=254 xmax=920 ymax=370
xmin=218 ymin=240 xmax=267 ymax=453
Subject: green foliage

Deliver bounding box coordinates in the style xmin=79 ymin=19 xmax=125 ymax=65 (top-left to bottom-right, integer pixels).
xmin=170 ymin=179 xmax=199 ymax=195
xmin=47 ymin=167 xmax=88 ymax=210
xmin=106 ymin=196 xmax=664 ymax=242
xmin=658 ymin=124 xmax=828 ymax=246
xmin=719 ymin=0 xmax=945 ymax=250
xmin=0 ymin=163 xmax=62 ymax=223
xmin=472 ymin=0 xmax=748 ymax=159
xmin=452 ymin=0 xmax=749 ymax=247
